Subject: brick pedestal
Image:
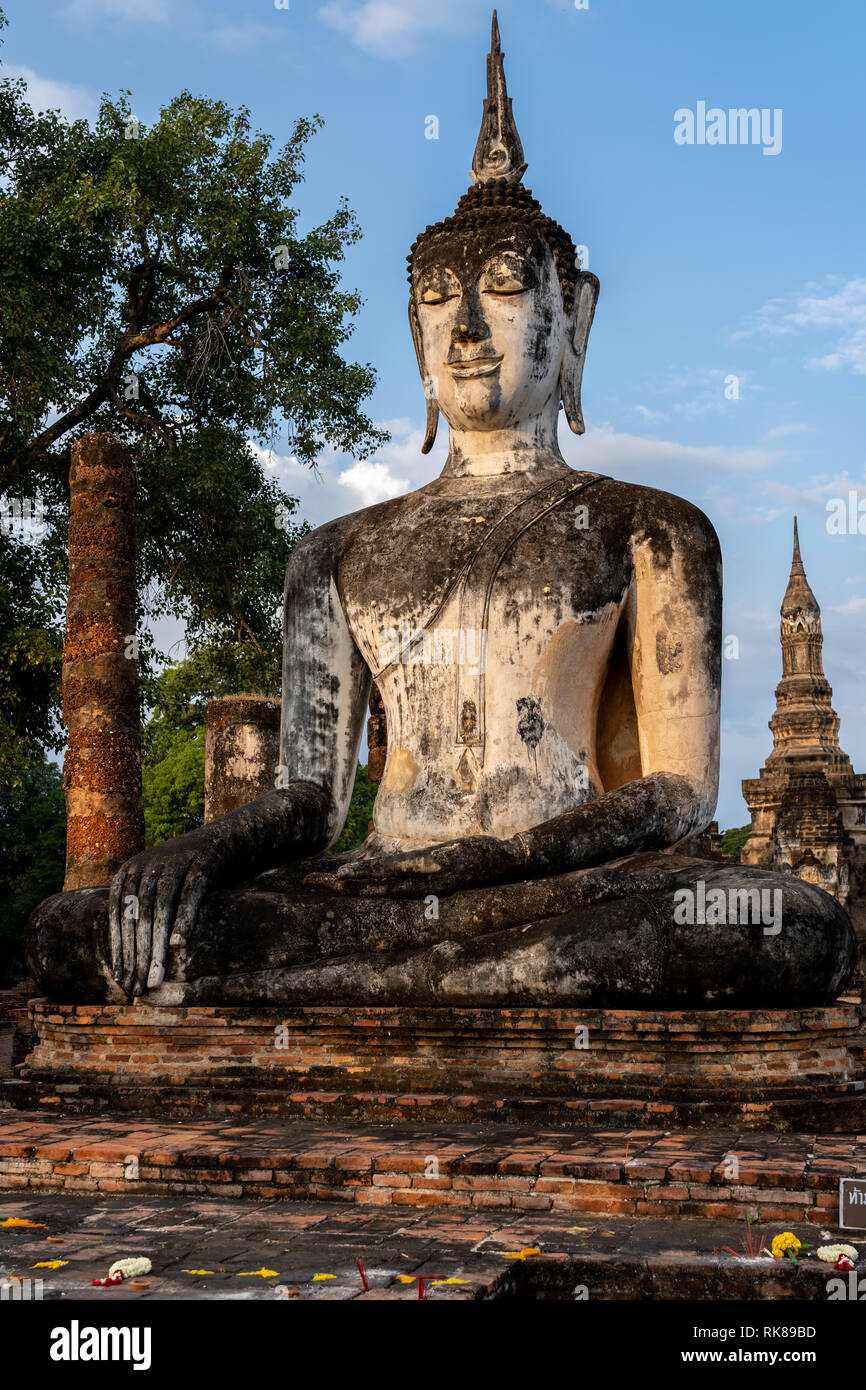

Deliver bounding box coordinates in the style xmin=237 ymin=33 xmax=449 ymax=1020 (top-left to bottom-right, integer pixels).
xmin=3 ymin=1002 xmax=864 ymax=1130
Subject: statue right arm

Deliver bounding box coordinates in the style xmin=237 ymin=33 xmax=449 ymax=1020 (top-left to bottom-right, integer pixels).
xmin=108 ymin=515 xmax=371 ymax=996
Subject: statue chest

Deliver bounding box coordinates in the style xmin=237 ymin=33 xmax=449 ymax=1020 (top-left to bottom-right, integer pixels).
xmin=338 ymin=478 xmax=625 ymax=678
xmin=339 ymin=489 xmax=631 ymax=841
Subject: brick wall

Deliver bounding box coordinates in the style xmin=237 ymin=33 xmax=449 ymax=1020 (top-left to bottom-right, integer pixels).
xmin=7 ymin=1001 xmax=864 ymax=1129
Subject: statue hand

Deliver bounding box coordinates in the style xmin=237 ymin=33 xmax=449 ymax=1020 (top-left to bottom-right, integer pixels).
xmin=303 ymin=834 xmax=525 ymax=898
xmin=107 ymin=828 xmax=222 ymax=997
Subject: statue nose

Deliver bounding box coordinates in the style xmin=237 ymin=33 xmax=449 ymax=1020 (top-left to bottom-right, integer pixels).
xmin=455 ymin=293 xmax=490 ymax=342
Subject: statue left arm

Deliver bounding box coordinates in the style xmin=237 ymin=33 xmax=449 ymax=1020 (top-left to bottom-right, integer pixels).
xmin=315 ymin=496 xmax=721 ymax=897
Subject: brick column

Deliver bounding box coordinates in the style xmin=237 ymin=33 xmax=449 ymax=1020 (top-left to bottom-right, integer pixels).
xmin=204 ymin=694 xmax=280 ymax=821
xmin=62 ymin=433 xmax=144 ymax=889
xmin=367 ymin=682 xmax=387 ymax=783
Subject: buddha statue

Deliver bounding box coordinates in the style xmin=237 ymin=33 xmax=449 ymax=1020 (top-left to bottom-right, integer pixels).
xmin=27 ymin=13 xmax=854 ymax=1009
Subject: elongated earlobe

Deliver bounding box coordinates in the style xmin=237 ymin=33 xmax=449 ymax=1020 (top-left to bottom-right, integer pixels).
xmin=561 ymin=360 xmax=585 ymax=436
xmin=409 ymin=297 xmax=439 ymax=454
xmin=561 ymin=272 xmax=600 ymax=436
xmin=421 ymin=390 xmax=440 ymax=455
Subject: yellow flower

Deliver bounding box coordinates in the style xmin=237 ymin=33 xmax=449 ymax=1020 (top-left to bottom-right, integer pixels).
xmin=771 ymin=1232 xmax=802 ymax=1259
xmin=312 ymin=1273 xmax=337 ymax=1281
xmin=236 ymin=1268 xmax=279 ymax=1278
xmin=2 ymin=1218 xmax=46 ymax=1228
xmin=502 ymin=1248 xmax=542 ymax=1261
xmin=430 ymin=1278 xmax=470 ymax=1285
xmin=31 ymin=1260 xmax=67 ymax=1269
xmin=182 ymin=1269 xmax=215 ymax=1276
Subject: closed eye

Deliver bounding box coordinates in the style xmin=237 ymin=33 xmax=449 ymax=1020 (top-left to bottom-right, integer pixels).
xmin=420 ymin=287 xmax=457 ymax=305
xmin=483 ymin=280 xmax=530 ymax=296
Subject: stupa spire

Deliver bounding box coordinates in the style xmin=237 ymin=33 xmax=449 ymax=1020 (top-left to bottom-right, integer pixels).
xmin=781 ymin=515 xmax=820 ymax=626
xmin=767 ymin=518 xmax=847 ymax=764
xmin=470 ymin=11 xmax=527 ymax=186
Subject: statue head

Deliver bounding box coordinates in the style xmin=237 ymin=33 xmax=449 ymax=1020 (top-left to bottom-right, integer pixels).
xmin=408 ymin=11 xmax=599 ymax=454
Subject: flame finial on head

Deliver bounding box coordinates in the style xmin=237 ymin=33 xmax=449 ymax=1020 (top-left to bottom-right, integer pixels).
xmin=470 ymin=11 xmax=527 ymax=186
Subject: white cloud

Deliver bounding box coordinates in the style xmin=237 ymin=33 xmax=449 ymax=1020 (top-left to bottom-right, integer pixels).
xmin=3 ymin=64 xmax=97 ymax=122
xmin=764 ymin=423 xmax=813 ymax=439
xmin=564 ymin=423 xmax=782 ymax=479
xmin=247 ymin=441 xmax=302 ymax=476
xmin=338 ymin=458 xmax=410 ymax=506
xmin=630 ymin=366 xmax=761 ymax=422
xmin=317 ymin=0 xmax=492 ymax=58
xmin=736 ymin=276 xmax=866 ymax=376
xmin=246 ymin=421 xmax=443 ymax=528
xmin=697 ymin=466 xmax=866 ymax=529
xmin=832 ymin=596 xmax=866 ymax=616
xmin=632 ymin=404 xmax=669 ymax=425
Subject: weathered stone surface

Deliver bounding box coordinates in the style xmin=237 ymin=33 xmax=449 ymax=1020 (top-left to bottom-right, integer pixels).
xmin=62 ymin=433 xmax=143 ymax=889
xmin=204 ymin=694 xmax=281 ymax=821
xmin=26 ymin=852 xmax=855 ymax=1008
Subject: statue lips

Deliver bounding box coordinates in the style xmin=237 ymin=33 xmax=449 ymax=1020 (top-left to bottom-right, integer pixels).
xmin=448 ymin=354 xmax=503 ymax=380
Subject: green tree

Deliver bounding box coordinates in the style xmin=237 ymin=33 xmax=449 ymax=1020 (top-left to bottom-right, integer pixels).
xmin=142 ymin=724 xmax=206 ymax=847
xmin=0 ymin=751 xmax=66 ymax=984
xmin=140 ymin=654 xmax=234 ymax=848
xmin=721 ymin=824 xmax=752 ymax=862
xmin=0 ymin=5 xmax=385 ymax=777
xmin=333 ymin=763 xmax=379 ymax=853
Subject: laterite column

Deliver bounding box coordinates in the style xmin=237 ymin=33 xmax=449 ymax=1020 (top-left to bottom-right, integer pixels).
xmin=62 ymin=432 xmax=144 ymax=889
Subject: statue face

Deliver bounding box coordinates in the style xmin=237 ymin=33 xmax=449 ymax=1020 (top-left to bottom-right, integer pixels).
xmin=412 ymin=225 xmax=568 ymax=433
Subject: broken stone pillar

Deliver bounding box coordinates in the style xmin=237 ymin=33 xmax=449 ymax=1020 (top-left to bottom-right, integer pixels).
xmin=367 ymin=682 xmax=387 ymax=783
xmin=204 ymin=694 xmax=281 ymax=821
xmin=63 ymin=433 xmax=144 ymax=889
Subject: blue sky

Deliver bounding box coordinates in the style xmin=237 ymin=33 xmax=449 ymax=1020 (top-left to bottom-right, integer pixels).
xmin=4 ymin=0 xmax=866 ymax=828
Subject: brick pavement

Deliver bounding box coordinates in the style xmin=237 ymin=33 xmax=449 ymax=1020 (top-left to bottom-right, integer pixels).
xmin=1 ymin=1111 xmax=866 ymax=1225
xmin=2 ymin=1191 xmax=863 ymax=1301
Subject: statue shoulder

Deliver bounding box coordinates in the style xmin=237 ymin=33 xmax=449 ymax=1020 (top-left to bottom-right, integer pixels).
xmin=284 ymin=489 xmax=430 ymax=604
xmin=599 ymin=479 xmax=721 ymax=563
xmin=283 ymin=509 xmax=365 ymax=600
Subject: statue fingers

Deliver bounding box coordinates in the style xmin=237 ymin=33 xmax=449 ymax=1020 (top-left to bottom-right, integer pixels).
xmin=169 ymin=858 xmax=212 ymax=952
xmin=131 ymin=865 xmax=161 ymax=997
xmin=349 ymin=851 xmax=442 ymax=880
xmin=119 ymin=867 xmax=143 ymax=994
xmin=147 ymin=870 xmax=186 ymax=991
xmin=107 ymin=869 xmax=126 ymax=981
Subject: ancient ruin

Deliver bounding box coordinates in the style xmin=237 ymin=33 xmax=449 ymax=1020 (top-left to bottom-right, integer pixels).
xmin=61 ymin=434 xmax=144 ymax=890
xmin=3 ymin=14 xmax=866 ymax=1323
xmin=25 ymin=14 xmax=855 ymax=1020
xmin=14 ymin=14 xmax=859 ymax=1131
xmin=742 ymin=518 xmax=866 ymax=967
